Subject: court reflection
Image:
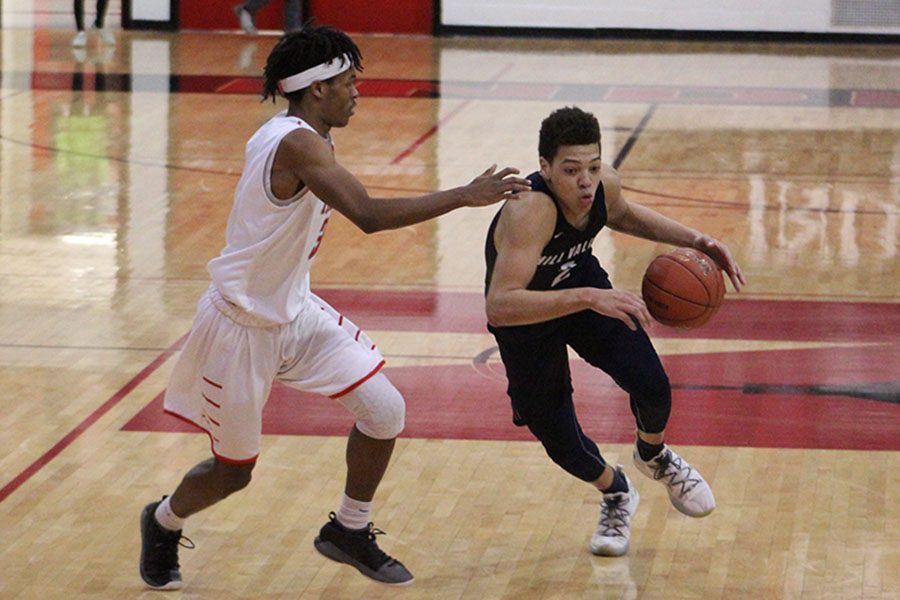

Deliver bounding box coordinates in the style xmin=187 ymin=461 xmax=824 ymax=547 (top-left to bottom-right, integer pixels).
xmin=430 ymin=42 xmax=900 ymax=298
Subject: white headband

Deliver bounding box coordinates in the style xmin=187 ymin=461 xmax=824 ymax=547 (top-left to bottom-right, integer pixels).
xmin=278 ymin=54 xmax=353 ymax=94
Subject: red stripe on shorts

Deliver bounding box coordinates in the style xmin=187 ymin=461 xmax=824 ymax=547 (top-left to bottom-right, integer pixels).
xmin=202 ymin=376 xmax=223 ymax=389
xmin=163 ymin=409 xmax=257 ymax=464
xmin=329 ymin=360 xmax=386 ymax=399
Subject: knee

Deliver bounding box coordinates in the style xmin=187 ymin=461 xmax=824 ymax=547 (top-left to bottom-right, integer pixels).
xmin=654 ymin=370 xmax=672 ymax=399
xmin=341 ymin=374 xmax=406 ymax=440
xmin=634 ymin=368 xmax=671 ymax=407
xmin=362 ymin=389 xmax=406 ymax=440
xmin=651 ymin=372 xmax=672 ymax=407
xmin=540 ymin=438 xmax=605 ymax=482
xmin=214 ymin=461 xmax=254 ymax=496
xmin=528 ymin=419 xmax=605 ymax=483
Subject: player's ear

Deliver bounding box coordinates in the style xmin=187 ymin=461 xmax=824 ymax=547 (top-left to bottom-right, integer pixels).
xmin=539 ymin=156 xmax=551 ymax=180
xmin=309 ymin=80 xmax=326 ymax=99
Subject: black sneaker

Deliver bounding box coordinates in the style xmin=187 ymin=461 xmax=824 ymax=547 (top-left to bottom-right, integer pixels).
xmin=314 ymin=512 xmax=413 ymax=585
xmin=139 ymin=498 xmax=193 ymax=590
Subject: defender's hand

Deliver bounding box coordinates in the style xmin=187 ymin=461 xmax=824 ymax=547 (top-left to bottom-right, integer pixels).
xmin=463 ymin=164 xmax=532 ymax=207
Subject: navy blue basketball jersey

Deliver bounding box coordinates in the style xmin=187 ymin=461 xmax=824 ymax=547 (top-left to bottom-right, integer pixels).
xmin=485 ymin=171 xmax=609 ymax=294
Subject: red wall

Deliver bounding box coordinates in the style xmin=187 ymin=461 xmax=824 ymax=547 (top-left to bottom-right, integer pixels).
xmin=310 ymin=0 xmax=431 ymax=34
xmin=180 ymin=0 xmax=432 ymax=33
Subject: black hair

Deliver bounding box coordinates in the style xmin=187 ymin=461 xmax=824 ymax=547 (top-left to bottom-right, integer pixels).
xmin=538 ymin=106 xmax=601 ymax=162
xmin=262 ymin=23 xmax=363 ymax=103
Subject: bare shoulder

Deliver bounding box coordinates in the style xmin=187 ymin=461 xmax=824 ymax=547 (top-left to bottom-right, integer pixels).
xmin=279 ymin=127 xmax=331 ymax=161
xmin=501 ymin=190 xmax=555 ymax=223
xmin=495 ymin=190 xmax=557 ymax=246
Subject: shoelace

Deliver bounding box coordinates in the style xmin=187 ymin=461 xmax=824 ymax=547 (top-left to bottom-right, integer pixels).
xmin=653 ymin=451 xmax=701 ymax=497
xmin=598 ymin=494 xmax=631 ymax=537
xmin=154 ymin=534 xmax=194 ymax=570
xmin=358 ymin=525 xmax=393 ymax=567
xmin=328 ymin=513 xmax=394 ymax=568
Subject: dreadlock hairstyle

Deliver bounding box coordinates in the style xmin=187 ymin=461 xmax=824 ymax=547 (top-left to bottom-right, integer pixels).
xmin=262 ymin=23 xmax=363 ymax=103
xmin=538 ymin=106 xmax=601 ymax=162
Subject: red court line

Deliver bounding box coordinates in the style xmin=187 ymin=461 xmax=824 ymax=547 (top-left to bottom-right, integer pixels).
xmin=0 ymin=334 xmax=187 ymax=504
xmin=390 ymin=99 xmax=472 ymax=165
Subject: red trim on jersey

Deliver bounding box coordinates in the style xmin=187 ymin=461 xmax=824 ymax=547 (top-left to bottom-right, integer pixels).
xmin=163 ymin=409 xmax=258 ymax=465
xmin=202 ymin=393 xmax=221 ymax=408
xmin=338 ymin=315 xmax=344 ymax=326
xmin=329 ymin=360 xmax=386 ymax=399
xmin=354 ymin=328 xmax=361 ymax=341
xmin=202 ymin=376 xmax=223 ymax=389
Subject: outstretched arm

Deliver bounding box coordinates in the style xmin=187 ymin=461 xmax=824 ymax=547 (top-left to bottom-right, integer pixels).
xmin=603 ymin=165 xmax=746 ymax=291
xmin=486 ymin=192 xmax=651 ymax=331
xmin=282 ymin=129 xmax=531 ymax=233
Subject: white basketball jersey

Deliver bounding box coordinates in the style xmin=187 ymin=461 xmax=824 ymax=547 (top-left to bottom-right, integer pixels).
xmin=208 ymin=111 xmax=333 ymax=324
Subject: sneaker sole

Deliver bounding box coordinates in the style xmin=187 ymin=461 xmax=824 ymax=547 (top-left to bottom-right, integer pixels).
xmin=313 ymin=537 xmax=414 ymax=586
xmin=591 ymin=542 xmax=630 ymax=557
xmin=140 ymin=504 xmax=184 ymax=591
xmin=672 ymin=501 xmax=715 ymax=518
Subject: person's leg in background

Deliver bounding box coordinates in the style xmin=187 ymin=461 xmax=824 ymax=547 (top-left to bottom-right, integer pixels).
xmin=93 ymin=0 xmax=115 ymax=45
xmin=72 ymin=0 xmax=87 ymax=46
xmin=283 ymin=0 xmax=303 ymax=32
xmin=233 ymin=0 xmax=266 ymax=35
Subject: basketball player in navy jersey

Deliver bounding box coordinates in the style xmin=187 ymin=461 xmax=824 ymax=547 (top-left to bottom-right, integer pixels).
xmin=138 ymin=25 xmax=530 ymax=590
xmin=484 ymin=106 xmax=745 ymax=557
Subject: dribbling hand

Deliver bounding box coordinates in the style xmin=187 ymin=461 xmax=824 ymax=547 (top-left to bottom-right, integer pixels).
xmin=692 ymin=235 xmax=747 ymax=292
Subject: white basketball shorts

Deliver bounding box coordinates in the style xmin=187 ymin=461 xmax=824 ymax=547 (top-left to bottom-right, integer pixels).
xmin=163 ymin=286 xmax=384 ymax=463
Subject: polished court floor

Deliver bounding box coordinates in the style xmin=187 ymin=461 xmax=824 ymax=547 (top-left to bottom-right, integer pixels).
xmin=0 ymin=12 xmax=898 ymax=600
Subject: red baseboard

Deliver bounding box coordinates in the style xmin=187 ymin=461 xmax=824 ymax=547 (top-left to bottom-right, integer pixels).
xmin=180 ymin=0 xmax=432 ymax=33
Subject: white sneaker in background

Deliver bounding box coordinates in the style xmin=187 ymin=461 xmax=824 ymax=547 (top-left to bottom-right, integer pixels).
xmin=632 ymin=445 xmax=715 ymax=517
xmin=590 ymin=467 xmax=640 ymax=557
xmin=98 ymin=28 xmax=115 ymax=45
xmin=72 ymin=31 xmax=87 ymax=47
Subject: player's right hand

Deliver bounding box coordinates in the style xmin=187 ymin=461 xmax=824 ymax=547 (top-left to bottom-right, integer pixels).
xmin=587 ymin=288 xmax=652 ymax=331
xmin=464 ymin=164 xmax=532 ymax=207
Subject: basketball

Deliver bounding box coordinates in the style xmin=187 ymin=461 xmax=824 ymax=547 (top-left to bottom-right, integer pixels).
xmin=641 ymin=247 xmax=725 ymax=328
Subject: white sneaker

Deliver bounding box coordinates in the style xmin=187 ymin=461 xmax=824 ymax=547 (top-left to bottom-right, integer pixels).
xmin=98 ymin=28 xmax=115 ymax=45
xmin=590 ymin=467 xmax=640 ymax=557
xmin=632 ymin=446 xmax=715 ymax=517
xmin=72 ymin=31 xmax=87 ymax=47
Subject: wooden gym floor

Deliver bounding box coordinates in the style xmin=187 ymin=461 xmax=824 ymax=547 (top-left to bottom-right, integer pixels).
xmin=0 ymin=13 xmax=898 ymax=600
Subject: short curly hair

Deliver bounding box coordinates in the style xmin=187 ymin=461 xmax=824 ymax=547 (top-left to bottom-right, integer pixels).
xmin=538 ymin=106 xmax=601 ymax=162
xmin=262 ymin=23 xmax=363 ymax=103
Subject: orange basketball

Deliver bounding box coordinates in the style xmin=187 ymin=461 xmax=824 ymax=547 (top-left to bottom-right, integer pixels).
xmin=641 ymin=247 xmax=725 ymax=328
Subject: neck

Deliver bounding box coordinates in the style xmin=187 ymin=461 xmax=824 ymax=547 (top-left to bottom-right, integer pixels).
xmin=560 ymin=205 xmax=591 ymax=231
xmin=288 ymin=103 xmax=330 ymax=137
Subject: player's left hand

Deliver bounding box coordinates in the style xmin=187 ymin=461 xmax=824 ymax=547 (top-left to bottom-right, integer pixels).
xmin=693 ymin=235 xmax=747 ymax=292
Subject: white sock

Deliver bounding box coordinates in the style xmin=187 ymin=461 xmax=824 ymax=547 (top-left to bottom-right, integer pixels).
xmin=335 ymin=494 xmax=372 ymax=531
xmin=154 ymin=496 xmax=185 ymax=532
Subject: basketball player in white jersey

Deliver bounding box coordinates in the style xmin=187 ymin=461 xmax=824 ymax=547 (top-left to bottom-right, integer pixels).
xmin=139 ymin=25 xmax=531 ymax=590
